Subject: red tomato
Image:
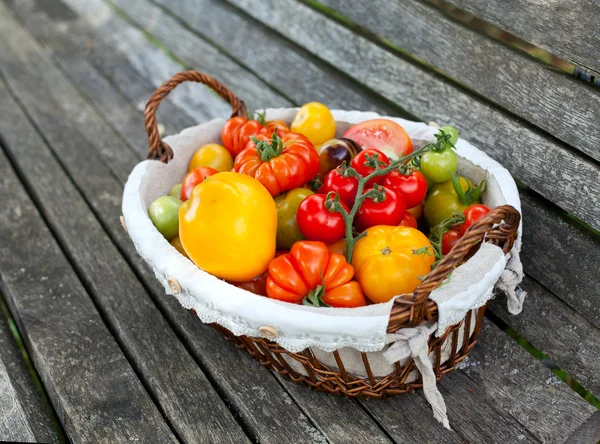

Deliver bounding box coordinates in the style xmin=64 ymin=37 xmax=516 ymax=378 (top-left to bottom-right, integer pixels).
xmin=399 ymin=211 xmax=418 ymax=229
xmin=351 ymin=149 xmax=389 ymax=188
xmin=343 ymin=119 xmax=413 ymax=158
xmin=382 ymin=170 xmax=427 ymax=209
xmin=355 ymin=186 xmax=406 ymax=232
xmin=460 ymin=204 xmax=491 ymax=236
xmin=180 ymin=166 xmax=218 ymax=201
xmin=320 ymin=168 xmax=359 ymax=207
xmin=441 ymin=230 xmax=461 ymax=255
xmin=297 ymin=194 xmax=348 ymax=244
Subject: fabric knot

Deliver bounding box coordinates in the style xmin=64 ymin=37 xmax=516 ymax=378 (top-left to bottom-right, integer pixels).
xmin=497 ymin=247 xmax=526 ymax=314
xmin=384 ymin=323 xmax=451 ymax=430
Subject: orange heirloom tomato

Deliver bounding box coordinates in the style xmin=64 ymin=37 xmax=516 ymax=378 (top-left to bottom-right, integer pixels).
xmin=179 ymin=172 xmax=277 ymax=281
xmin=261 ymin=120 xmax=290 ymax=138
xmin=221 ymin=116 xmax=264 ymax=157
xmin=352 ymin=226 xmax=435 ymax=303
xmin=266 ymin=241 xmax=366 ymax=307
xmin=234 ymin=132 xmax=320 ymax=197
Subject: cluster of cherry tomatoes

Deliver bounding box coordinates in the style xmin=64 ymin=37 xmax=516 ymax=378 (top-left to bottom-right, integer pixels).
xmin=148 ymin=102 xmax=491 ymax=308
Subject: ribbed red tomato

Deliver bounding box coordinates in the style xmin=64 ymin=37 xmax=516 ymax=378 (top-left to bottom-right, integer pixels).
xmin=221 ymin=116 xmax=264 ymax=157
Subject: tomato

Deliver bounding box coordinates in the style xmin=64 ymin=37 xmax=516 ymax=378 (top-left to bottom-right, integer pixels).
xmin=351 ymin=149 xmax=389 ymax=188
xmin=297 ymin=194 xmax=348 ymax=244
xmin=180 ymin=166 xmax=218 ymax=201
xmin=170 ymin=236 xmax=188 ymax=257
xmin=221 ymin=116 xmax=264 ymax=157
xmin=355 ymin=186 xmax=406 ymax=232
xmin=382 ymin=169 xmax=427 ymax=209
xmin=261 ymin=120 xmax=290 ymax=138
xmin=188 ymin=143 xmax=233 ymax=172
xmin=266 ymin=241 xmax=365 ymax=307
xmin=148 ymin=196 xmax=182 ymax=241
xmin=179 ymin=172 xmax=277 ymax=281
xmin=234 ymin=132 xmax=319 ymax=196
xmin=439 ymin=126 xmax=459 ymax=147
xmin=317 ymin=138 xmax=362 ymax=181
xmin=327 ymin=238 xmax=346 ymax=256
xmin=459 ymin=204 xmax=491 ymax=236
xmin=441 ymin=230 xmax=461 ymax=255
xmin=232 ymin=272 xmax=268 ymax=296
xmin=320 ymin=167 xmax=359 ymax=207
xmin=407 ymin=203 xmax=423 ymax=220
xmin=168 ymin=183 xmax=182 ymax=199
xmin=423 ymin=176 xmax=482 ymax=228
xmin=352 ymin=226 xmax=435 ymax=303
xmin=343 ymin=119 xmax=413 ymax=158
xmin=291 ymin=102 xmax=336 ymax=147
xmin=420 ymin=149 xmax=458 ymax=184
xmin=399 ymin=211 xmax=418 ymax=229
xmin=274 ymin=188 xmax=314 ymax=250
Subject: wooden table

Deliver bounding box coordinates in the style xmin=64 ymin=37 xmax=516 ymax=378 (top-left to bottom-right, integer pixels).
xmin=1 ymin=0 xmax=599 ymax=442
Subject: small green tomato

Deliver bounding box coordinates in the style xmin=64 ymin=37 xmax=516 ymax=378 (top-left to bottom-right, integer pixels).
xmin=149 ymin=196 xmax=182 ymax=241
xmin=168 ymin=183 xmax=182 ymax=199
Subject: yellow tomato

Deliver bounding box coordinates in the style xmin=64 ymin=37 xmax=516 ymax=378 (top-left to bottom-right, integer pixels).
xmin=291 ymin=102 xmax=336 ymax=146
xmin=352 ymin=226 xmax=435 ymax=303
xmin=170 ymin=236 xmax=188 ymax=258
xmin=179 ymin=172 xmax=277 ymax=281
xmin=188 ymin=143 xmax=233 ymax=172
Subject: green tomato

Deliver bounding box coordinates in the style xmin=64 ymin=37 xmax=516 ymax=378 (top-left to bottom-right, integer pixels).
xmin=424 ymin=177 xmax=480 ymax=228
xmin=420 ymin=149 xmax=458 ymax=183
xmin=439 ymin=126 xmax=459 ymax=146
xmin=274 ymin=188 xmax=314 ymax=250
xmin=149 ymin=196 xmax=182 ymax=241
xmin=169 ymin=183 xmax=182 ymax=199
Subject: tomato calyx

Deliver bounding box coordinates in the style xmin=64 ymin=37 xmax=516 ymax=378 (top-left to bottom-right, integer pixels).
xmin=450 ymin=172 xmax=486 ymax=206
xmin=252 ymin=132 xmax=284 ymax=161
xmin=302 ymin=284 xmax=331 ymax=307
xmin=250 ymin=109 xmax=267 ymax=126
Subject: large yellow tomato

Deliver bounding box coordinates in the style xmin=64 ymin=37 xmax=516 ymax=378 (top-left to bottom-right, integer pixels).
xmin=179 ymin=172 xmax=277 ymax=281
xmin=351 ymin=226 xmax=435 ymax=303
xmin=291 ymin=102 xmax=336 ymax=147
xmin=188 ymin=143 xmax=233 ymax=172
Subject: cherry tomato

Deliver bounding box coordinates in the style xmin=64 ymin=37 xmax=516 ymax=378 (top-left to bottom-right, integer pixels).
xmin=342 ymin=119 xmax=413 ymax=158
xmin=351 ymin=149 xmax=389 ymax=188
xmin=420 ymin=149 xmax=458 ymax=184
xmin=459 ymin=204 xmax=491 ymax=236
xmin=439 ymin=126 xmax=459 ymax=146
xmin=168 ymin=183 xmax=182 ymax=199
xmin=441 ymin=230 xmax=461 ymax=255
xmin=148 ymin=196 xmax=182 ymax=241
xmin=382 ymin=169 xmax=427 ymax=209
xmin=407 ymin=203 xmax=423 ymax=220
xmin=188 ymin=143 xmax=233 ymax=172
xmin=180 ymin=166 xmax=218 ymax=201
xmin=232 ymin=272 xmax=268 ymax=296
xmin=297 ymin=194 xmax=348 ymax=244
xmin=355 ymin=186 xmax=406 ymax=232
xmin=320 ymin=168 xmax=359 ymax=207
xmin=291 ymin=102 xmax=336 ymax=146
xmin=317 ymin=138 xmax=362 ymax=181
xmin=399 ymin=211 xmax=418 ymax=229
xmin=327 ymin=238 xmax=346 ymax=256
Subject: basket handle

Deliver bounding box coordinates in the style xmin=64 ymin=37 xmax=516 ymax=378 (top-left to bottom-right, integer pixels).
xmin=145 ymin=70 xmax=248 ymax=163
xmin=398 ymin=204 xmax=521 ymax=327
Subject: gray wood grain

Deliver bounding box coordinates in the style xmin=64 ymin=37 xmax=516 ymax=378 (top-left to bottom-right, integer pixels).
xmin=489 ymin=275 xmax=600 ymax=398
xmin=0 ymin=10 xmax=250 ymax=443
xmin=0 ymin=140 xmax=175 ymax=443
xmin=227 ymin=0 xmax=600 ymax=231
xmin=443 ymin=0 xmax=600 ymax=77
xmin=0 ymin=309 xmax=61 ymax=443
xmin=463 ymin=318 xmax=596 ymax=443
xmin=519 ymin=191 xmax=600 ymax=330
xmin=317 ymin=0 xmax=600 ymax=163
xmin=566 ymin=411 xmax=600 ymax=444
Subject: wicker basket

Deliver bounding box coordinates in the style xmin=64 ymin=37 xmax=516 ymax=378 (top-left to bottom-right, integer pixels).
xmin=140 ymin=71 xmax=520 ymax=398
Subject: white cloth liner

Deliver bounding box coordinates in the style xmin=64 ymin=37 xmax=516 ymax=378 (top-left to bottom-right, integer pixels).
xmin=122 ymin=108 xmax=524 ymax=429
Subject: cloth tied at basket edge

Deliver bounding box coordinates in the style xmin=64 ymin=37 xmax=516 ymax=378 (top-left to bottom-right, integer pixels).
xmin=384 ymin=322 xmax=451 ymax=430
xmin=121 ymin=107 xmax=523 ymax=355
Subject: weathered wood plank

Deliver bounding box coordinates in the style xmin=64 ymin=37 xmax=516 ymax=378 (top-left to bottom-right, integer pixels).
xmin=0 ymin=143 xmax=175 ymax=443
xmin=0 ymin=11 xmax=250 ymax=443
xmin=0 ymin=307 xmax=61 ymax=443
xmin=317 ymin=0 xmax=600 ymax=163
xmin=519 ymin=190 xmax=600 ymax=329
xmin=227 ymin=0 xmax=600 ymax=231
xmin=443 ymin=0 xmax=600 ymax=77
xmin=566 ymin=411 xmax=600 ymax=444
xmin=489 ymin=275 xmax=600 ymax=398
xmin=462 ymin=318 xmax=596 ymax=443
